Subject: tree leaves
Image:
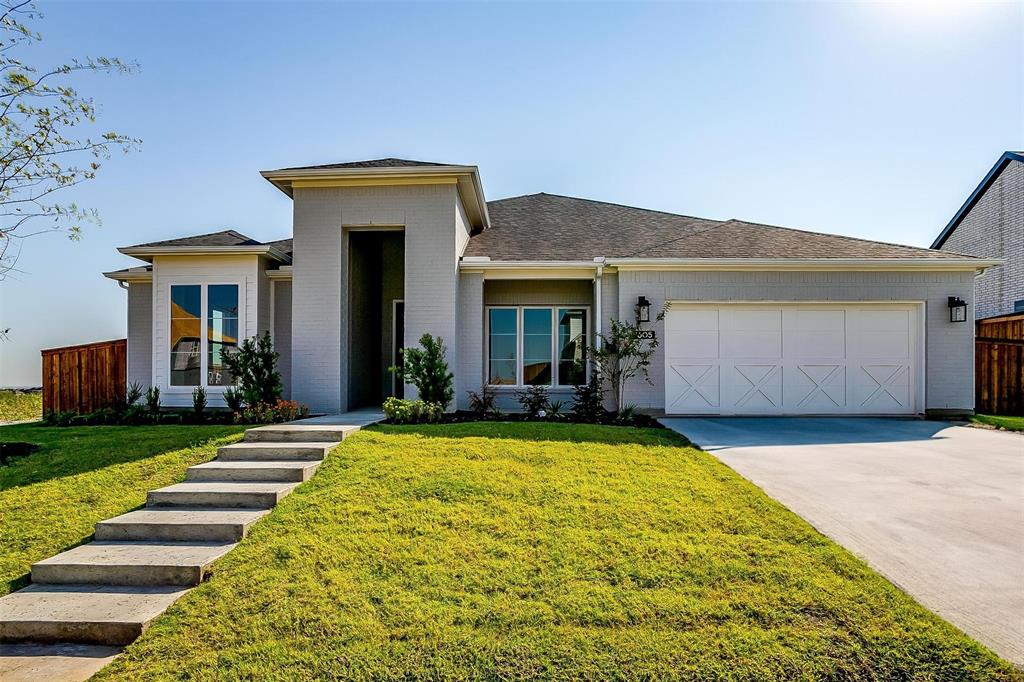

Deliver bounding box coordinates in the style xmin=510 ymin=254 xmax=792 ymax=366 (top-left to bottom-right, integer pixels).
xmin=0 ymin=0 xmax=139 ymax=279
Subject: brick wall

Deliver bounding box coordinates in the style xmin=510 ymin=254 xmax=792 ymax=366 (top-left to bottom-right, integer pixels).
xmin=940 ymin=159 xmax=1024 ymax=319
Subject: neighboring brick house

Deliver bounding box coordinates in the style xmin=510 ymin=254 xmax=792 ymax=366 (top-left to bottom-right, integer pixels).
xmin=105 ymin=158 xmax=999 ymax=416
xmin=932 ymin=151 xmax=1024 ymax=319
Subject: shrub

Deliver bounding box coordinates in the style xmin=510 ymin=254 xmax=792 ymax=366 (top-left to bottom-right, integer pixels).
xmin=239 ymin=399 xmax=309 ymax=425
xmin=126 ymin=381 xmax=144 ymax=407
xmin=515 ymin=385 xmax=550 ymax=417
xmin=547 ymin=400 xmax=564 ymax=418
xmin=391 ymin=334 xmax=454 ymax=410
xmin=145 ymin=386 xmax=161 ymax=413
xmin=571 ymin=373 xmax=606 ymax=423
xmin=222 ymin=386 xmax=244 ymax=413
xmin=383 ymin=396 xmax=443 ymax=424
xmin=589 ymin=318 xmax=659 ymax=412
xmin=44 ymin=410 xmax=76 ymax=426
xmin=191 ymin=387 xmax=207 ymax=418
xmin=615 ymin=403 xmax=639 ymax=425
xmin=122 ymin=403 xmax=151 ymax=425
xmin=466 ymin=385 xmax=498 ymax=416
xmin=220 ymin=331 xmax=283 ymax=407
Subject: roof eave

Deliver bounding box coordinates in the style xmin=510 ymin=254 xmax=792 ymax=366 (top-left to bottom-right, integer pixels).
xmin=606 ymin=257 xmax=1003 ymax=271
xmin=103 ymin=268 xmax=153 ymax=283
xmin=459 ymin=257 xmax=1002 ymax=273
xmin=118 ymin=245 xmax=290 ymax=263
xmin=932 ymin=151 xmax=1024 ymax=249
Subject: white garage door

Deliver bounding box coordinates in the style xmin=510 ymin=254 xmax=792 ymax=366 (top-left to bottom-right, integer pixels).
xmin=664 ymin=304 xmax=922 ymax=415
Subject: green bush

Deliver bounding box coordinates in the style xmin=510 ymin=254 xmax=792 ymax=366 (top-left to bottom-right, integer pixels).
xmin=192 ymin=387 xmax=207 ymax=418
xmin=571 ymin=373 xmax=606 ymax=422
xmin=219 ymin=331 xmax=283 ymax=407
xmin=145 ymin=386 xmax=161 ymax=413
xmin=222 ymin=387 xmax=244 ymax=413
xmin=383 ymin=397 xmax=443 ymax=424
xmin=466 ymin=385 xmax=498 ymax=416
xmin=515 ymin=385 xmax=550 ymax=417
xmin=391 ymin=334 xmax=454 ymax=410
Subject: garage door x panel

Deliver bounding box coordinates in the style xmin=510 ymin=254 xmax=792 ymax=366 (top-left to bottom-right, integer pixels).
xmin=664 ymin=305 xmax=918 ymax=415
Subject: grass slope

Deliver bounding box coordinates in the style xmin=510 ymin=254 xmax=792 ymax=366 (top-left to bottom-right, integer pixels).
xmin=0 ymin=390 xmax=42 ymax=422
xmin=97 ymin=423 xmax=1012 ymax=680
xmin=971 ymin=414 xmax=1024 ymax=433
xmin=0 ymin=424 xmax=245 ymax=594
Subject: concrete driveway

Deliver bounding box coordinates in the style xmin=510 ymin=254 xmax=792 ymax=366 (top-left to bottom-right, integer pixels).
xmin=662 ymin=417 xmax=1024 ymax=666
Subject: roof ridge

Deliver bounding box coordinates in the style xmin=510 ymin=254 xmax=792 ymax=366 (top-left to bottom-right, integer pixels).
xmin=488 ymin=191 xmax=719 ymax=223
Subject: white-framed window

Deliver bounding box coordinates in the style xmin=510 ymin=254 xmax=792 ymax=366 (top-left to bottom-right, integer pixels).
xmin=486 ymin=306 xmax=589 ymax=387
xmin=169 ymin=282 xmax=240 ymax=389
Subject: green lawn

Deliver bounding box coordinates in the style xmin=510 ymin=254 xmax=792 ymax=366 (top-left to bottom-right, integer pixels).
xmin=0 ymin=390 xmax=42 ymax=422
xmin=971 ymin=414 xmax=1024 ymax=433
xmin=97 ymin=422 xmax=1012 ymax=680
xmin=0 ymin=423 xmax=246 ymax=594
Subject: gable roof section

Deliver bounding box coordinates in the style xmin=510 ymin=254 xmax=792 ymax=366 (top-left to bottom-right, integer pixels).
xmin=120 ymin=229 xmax=292 ymax=263
xmin=127 ymin=229 xmax=261 ymax=249
xmin=932 ymin=151 xmax=1024 ymax=249
xmin=270 ymin=158 xmax=451 ymax=172
xmin=465 ymin=193 xmax=973 ymax=262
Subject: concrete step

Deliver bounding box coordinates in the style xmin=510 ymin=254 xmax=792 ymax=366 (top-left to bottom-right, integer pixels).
xmin=0 ymin=643 xmax=122 ymax=682
xmin=32 ymin=542 xmax=235 ymax=587
xmin=243 ymin=424 xmax=358 ymax=443
xmin=187 ymin=460 xmax=321 ymax=482
xmin=0 ymin=584 xmax=189 ymax=646
xmin=147 ymin=482 xmax=298 ymax=509
xmin=95 ymin=508 xmax=269 ymax=543
xmin=217 ymin=442 xmax=334 ymax=461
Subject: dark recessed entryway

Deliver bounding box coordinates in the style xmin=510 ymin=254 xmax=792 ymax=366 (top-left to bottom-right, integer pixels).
xmin=348 ymin=230 xmax=404 ymax=409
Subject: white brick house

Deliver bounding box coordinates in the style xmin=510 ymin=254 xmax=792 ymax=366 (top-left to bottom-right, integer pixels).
xmin=932 ymin=151 xmax=1023 ymax=320
xmin=105 ymin=158 xmax=999 ymax=417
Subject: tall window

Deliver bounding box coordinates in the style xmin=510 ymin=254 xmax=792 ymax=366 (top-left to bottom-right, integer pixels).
xmin=488 ymin=308 xmax=517 ymax=385
xmin=487 ymin=306 xmax=588 ymax=386
xmin=557 ymin=308 xmax=587 ymax=386
xmin=170 ymin=285 xmax=202 ymax=387
xmin=169 ymin=283 xmax=239 ymax=388
xmin=523 ymin=308 xmax=553 ymax=385
xmin=207 ymin=285 xmax=239 ymax=386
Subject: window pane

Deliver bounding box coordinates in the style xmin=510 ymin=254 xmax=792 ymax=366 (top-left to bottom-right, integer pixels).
xmin=488 ymin=309 xmax=518 ymax=385
xmin=208 ymin=285 xmax=239 ymax=386
xmin=523 ymin=308 xmax=552 ymax=386
xmin=170 ymin=285 xmax=202 ymax=386
xmin=557 ymin=309 xmax=587 ymax=385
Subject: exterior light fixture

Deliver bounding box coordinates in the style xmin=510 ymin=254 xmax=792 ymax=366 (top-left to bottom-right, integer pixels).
xmin=948 ymin=296 xmax=968 ymax=323
xmin=636 ymin=296 xmax=651 ymax=324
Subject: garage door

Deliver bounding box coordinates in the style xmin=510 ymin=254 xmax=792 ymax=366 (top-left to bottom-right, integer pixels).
xmin=664 ymin=304 xmax=922 ymax=415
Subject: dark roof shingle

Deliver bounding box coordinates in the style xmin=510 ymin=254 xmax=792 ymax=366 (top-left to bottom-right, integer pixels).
xmin=129 ymin=229 xmax=260 ymax=249
xmin=125 ymin=230 xmax=292 ymax=262
xmin=271 ymin=158 xmax=451 ymax=172
xmin=465 ymin=193 xmax=973 ymax=261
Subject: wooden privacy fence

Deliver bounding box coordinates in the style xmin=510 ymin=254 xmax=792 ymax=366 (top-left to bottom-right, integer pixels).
xmin=975 ymin=313 xmax=1024 ymax=416
xmin=41 ymin=339 xmax=127 ymax=415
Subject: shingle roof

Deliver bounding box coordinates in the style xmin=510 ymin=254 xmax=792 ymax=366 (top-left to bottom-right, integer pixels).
xmin=125 ymin=230 xmax=292 ymax=262
xmin=270 ymin=158 xmax=450 ymax=172
xmin=464 ymin=193 xmax=974 ymax=261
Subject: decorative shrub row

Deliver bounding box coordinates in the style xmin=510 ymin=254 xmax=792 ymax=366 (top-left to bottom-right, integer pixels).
xmin=43 ymin=332 xmax=309 ymax=427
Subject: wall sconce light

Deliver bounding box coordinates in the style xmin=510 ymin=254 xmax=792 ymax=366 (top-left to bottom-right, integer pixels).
xmin=635 ymin=296 xmax=651 ymax=324
xmin=948 ymin=296 xmax=968 ymax=323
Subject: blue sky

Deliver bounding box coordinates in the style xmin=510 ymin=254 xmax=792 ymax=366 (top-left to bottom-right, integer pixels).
xmin=0 ymin=1 xmax=1021 ymax=387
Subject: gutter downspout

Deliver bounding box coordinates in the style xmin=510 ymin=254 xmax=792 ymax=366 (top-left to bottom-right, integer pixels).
xmin=593 ymin=257 xmax=605 ymax=349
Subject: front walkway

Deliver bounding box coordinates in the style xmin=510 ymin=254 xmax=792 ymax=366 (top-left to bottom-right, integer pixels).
xmin=0 ymin=412 xmax=381 ymax=681
xmin=662 ymin=417 xmax=1024 ymax=666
